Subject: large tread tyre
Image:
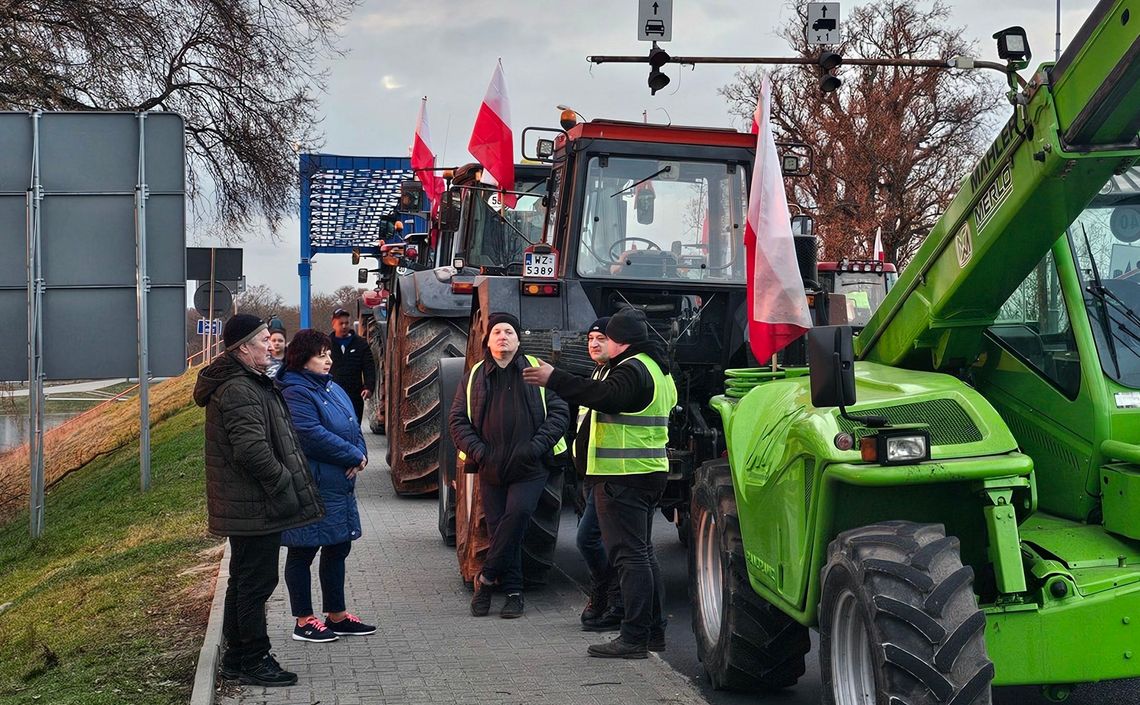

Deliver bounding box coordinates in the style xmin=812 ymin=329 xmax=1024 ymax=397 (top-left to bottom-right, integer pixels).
xmin=366 ymin=317 xmax=385 ymax=435
xmin=689 ymin=461 xmax=810 ymax=691
xmin=819 ymin=521 xmax=993 ymax=705
xmin=386 ymin=314 xmax=467 ymax=496
xmin=456 ymin=469 xmax=564 ymax=590
xmin=436 ymin=358 xmax=465 ymax=546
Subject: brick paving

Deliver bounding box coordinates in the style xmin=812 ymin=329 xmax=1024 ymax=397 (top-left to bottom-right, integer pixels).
xmin=216 ymin=430 xmax=709 ymax=705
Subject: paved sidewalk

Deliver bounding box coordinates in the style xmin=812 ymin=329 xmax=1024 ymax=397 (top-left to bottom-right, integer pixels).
xmin=215 ymin=431 xmax=709 ymax=705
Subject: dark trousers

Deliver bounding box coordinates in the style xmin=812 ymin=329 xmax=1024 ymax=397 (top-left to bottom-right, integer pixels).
xmin=284 ymin=541 xmax=353 ymax=617
xmin=480 ymin=473 xmax=548 ymax=592
xmin=594 ymin=481 xmax=666 ymax=645
xmin=221 ymin=533 xmax=281 ymax=670
xmin=576 ymin=489 xmax=608 ymax=580
xmin=347 ymin=389 xmax=365 ymax=424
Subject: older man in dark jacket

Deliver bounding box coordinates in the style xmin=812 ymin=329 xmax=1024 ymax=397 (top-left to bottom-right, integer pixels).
xmin=449 ymin=312 xmax=569 ymax=619
xmin=194 ymin=314 xmax=324 ymax=687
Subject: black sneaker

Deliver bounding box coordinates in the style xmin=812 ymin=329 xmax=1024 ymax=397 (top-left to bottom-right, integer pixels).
xmin=471 ymin=575 xmax=494 ymax=617
xmin=581 ymin=605 xmax=623 ymax=632
xmin=587 ymin=636 xmax=648 ymax=660
xmin=327 ymin=612 xmax=376 ymax=636
xmin=500 ymin=593 xmax=524 ymax=619
xmin=648 ymin=629 xmax=666 ymax=653
xmin=292 ymin=616 xmax=338 ymax=643
xmin=239 ymin=654 xmax=298 ymax=687
xmin=218 ymin=662 xmax=242 ymax=681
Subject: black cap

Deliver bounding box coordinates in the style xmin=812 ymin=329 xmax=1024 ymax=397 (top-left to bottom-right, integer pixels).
xmin=606 ymin=308 xmax=649 ymax=345
xmin=223 ymin=314 xmax=266 ymax=350
xmin=588 ymin=317 xmax=611 ymax=335
xmin=267 ymin=317 xmax=286 ymax=336
xmin=482 ymin=312 xmax=521 ymax=347
xmin=332 ymin=308 xmax=350 ymax=318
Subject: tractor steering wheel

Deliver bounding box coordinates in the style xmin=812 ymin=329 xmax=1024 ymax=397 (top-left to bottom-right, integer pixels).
xmin=608 ymin=237 xmax=662 ymax=262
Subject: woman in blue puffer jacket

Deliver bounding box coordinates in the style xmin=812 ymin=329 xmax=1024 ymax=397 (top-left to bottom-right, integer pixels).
xmin=277 ymin=329 xmax=376 ymax=644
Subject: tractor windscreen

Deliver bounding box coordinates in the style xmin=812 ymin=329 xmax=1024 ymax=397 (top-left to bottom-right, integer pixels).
xmin=575 ymin=156 xmax=747 ymax=283
xmin=466 ymin=177 xmax=548 ymax=271
xmin=1068 ymin=168 xmax=1140 ymax=389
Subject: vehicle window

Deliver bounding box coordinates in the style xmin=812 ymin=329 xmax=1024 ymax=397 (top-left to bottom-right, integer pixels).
xmin=575 ymin=156 xmax=747 ymax=283
xmin=467 ymin=178 xmax=547 ymax=269
xmin=990 ymin=249 xmax=1081 ymax=398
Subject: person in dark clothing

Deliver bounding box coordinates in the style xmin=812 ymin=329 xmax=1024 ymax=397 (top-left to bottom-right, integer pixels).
xmin=573 ymin=317 xmax=622 ymax=633
xmin=277 ymin=329 xmax=375 ymax=645
xmin=523 ymin=307 xmax=677 ymax=659
xmin=329 ymin=308 xmax=376 ymax=424
xmin=193 ymin=314 xmax=325 ymax=687
xmin=266 ymin=317 xmax=287 ymax=379
xmin=449 ymin=312 xmax=570 ymax=619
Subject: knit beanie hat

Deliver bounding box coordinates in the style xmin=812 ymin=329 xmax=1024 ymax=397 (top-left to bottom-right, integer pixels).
xmin=606 ymin=308 xmax=649 ymax=345
xmin=587 ymin=317 xmax=611 ymax=336
xmin=267 ymin=317 xmax=286 ymax=336
xmin=224 ymin=314 xmax=267 ymax=351
xmin=482 ymin=312 xmax=521 ymax=347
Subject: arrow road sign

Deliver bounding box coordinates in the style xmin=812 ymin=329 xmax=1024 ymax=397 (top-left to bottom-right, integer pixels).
xmin=638 ymin=0 xmax=673 ymax=42
xmin=807 ymin=2 xmax=841 ymax=45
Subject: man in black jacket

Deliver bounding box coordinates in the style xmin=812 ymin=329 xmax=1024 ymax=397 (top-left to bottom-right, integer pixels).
xmin=449 ymin=312 xmax=570 ymax=619
xmin=524 ymin=308 xmax=677 ymax=659
xmin=329 ymin=308 xmax=376 ymax=423
xmin=194 ymin=314 xmax=324 ymax=687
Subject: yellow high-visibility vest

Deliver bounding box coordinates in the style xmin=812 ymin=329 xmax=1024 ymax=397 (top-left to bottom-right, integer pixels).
xmin=457 ymin=354 xmax=568 ymax=461
xmin=586 ymin=353 xmax=676 ymax=476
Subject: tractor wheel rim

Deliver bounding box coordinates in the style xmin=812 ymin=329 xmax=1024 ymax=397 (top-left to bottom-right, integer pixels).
xmin=696 ymin=506 xmax=722 ymax=645
xmin=831 ymin=588 xmax=875 ymax=705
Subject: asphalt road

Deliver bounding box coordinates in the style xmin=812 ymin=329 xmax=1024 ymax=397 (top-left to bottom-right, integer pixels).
xmin=550 ymin=504 xmax=1140 ymax=705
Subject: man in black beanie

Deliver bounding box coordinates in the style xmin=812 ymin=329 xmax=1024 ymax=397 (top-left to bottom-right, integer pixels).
xmin=450 ymin=311 xmax=569 ymax=619
xmin=194 ymin=314 xmax=324 ymax=686
xmin=523 ymin=307 xmax=677 ymax=658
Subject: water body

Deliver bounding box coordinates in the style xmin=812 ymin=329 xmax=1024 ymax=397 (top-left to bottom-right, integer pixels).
xmin=0 ymin=413 xmax=79 ymax=452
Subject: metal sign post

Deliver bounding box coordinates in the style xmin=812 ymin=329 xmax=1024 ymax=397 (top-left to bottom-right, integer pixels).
xmin=27 ymin=111 xmax=45 ymax=539
xmin=136 ymin=113 xmax=151 ymax=493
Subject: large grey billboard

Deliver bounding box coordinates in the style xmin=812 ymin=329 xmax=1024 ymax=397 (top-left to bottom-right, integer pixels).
xmin=0 ymin=112 xmax=186 ymax=380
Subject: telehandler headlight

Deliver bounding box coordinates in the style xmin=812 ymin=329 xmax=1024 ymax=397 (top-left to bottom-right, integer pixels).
xmin=859 ymin=429 xmax=931 ymax=465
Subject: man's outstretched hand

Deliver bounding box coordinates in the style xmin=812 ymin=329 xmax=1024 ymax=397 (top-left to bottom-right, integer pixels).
xmin=522 ymin=360 xmax=554 ymax=387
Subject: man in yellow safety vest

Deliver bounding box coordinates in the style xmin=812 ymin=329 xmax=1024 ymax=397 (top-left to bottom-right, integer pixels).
xmin=449 ymin=312 xmax=569 ymax=619
xmin=524 ymin=308 xmax=677 ymax=659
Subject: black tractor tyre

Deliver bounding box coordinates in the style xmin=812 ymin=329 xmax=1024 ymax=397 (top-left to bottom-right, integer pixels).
xmin=676 ymin=507 xmax=691 ymax=547
xmin=436 ymin=357 xmax=465 ymax=546
xmin=366 ymin=319 xmax=385 ymax=435
xmin=819 ymin=521 xmax=994 ymax=705
xmin=689 ymin=461 xmax=810 ymax=691
xmin=456 ymin=468 xmax=564 ymax=590
xmin=386 ymin=314 xmax=467 ymax=496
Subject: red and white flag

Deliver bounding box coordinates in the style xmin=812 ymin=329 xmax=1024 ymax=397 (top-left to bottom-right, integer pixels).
xmin=873 ymin=227 xmax=886 ymax=261
xmin=745 ymin=76 xmax=812 ymax=364
xmin=412 ymin=96 xmax=446 ymax=213
xmin=468 ymin=60 xmax=517 ymax=207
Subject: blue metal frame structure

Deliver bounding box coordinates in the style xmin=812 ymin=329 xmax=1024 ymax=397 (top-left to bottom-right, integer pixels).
xmin=299 ymin=153 xmax=426 ymax=327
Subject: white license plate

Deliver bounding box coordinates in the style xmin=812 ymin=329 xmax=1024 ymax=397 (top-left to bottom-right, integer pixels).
xmin=524 ymin=252 xmax=557 ymax=278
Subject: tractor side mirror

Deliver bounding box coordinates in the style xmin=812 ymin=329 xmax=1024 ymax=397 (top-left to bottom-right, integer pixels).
xmin=399 ymin=180 xmax=426 ymax=213
xmin=808 ymin=325 xmax=856 ymax=408
xmin=439 ymin=188 xmax=462 ymax=234
xmin=357 ymin=268 xmax=369 ymax=284
xmin=351 ymin=248 xmax=361 ymax=265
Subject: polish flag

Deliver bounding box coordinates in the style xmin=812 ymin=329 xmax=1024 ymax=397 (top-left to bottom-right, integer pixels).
xmin=468 ymin=60 xmax=517 ymax=208
xmin=412 ymin=96 xmax=446 ymax=212
xmin=745 ymin=76 xmax=812 ymax=364
xmin=873 ymin=227 xmax=886 ymax=261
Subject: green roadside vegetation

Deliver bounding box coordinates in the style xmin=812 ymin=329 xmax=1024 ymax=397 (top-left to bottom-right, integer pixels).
xmin=0 ymin=404 xmax=220 ymax=705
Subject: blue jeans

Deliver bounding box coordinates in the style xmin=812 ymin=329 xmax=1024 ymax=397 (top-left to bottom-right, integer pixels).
xmin=284 ymin=541 xmax=353 ymax=617
xmin=593 ymin=481 xmax=666 ymax=645
xmin=576 ymin=488 xmax=609 ymax=581
xmin=480 ymin=473 xmax=548 ymax=592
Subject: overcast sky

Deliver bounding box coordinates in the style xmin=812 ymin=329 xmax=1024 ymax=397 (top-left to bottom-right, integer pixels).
xmin=189 ymin=0 xmax=1098 ymax=309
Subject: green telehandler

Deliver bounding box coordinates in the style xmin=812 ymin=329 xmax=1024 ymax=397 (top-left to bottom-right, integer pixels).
xmin=690 ymin=1 xmax=1140 ymax=702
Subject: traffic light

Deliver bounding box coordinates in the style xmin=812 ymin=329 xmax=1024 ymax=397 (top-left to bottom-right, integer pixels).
xmin=817 ymin=51 xmax=842 ymax=93
xmin=647 ymin=44 xmax=671 ymax=95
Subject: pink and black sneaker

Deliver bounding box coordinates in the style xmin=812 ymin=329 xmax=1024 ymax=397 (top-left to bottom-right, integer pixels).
xmin=292 ymin=616 xmax=339 ymax=643
xmin=326 ymin=612 xmax=376 ymax=636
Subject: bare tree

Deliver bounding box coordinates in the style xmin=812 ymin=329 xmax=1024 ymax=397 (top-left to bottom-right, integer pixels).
xmin=720 ymin=0 xmax=1003 ymax=264
xmin=0 ymin=0 xmax=357 ymax=240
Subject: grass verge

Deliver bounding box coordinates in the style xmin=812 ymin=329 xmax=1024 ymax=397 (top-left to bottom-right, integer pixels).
xmin=0 ymin=404 xmax=220 ymax=705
